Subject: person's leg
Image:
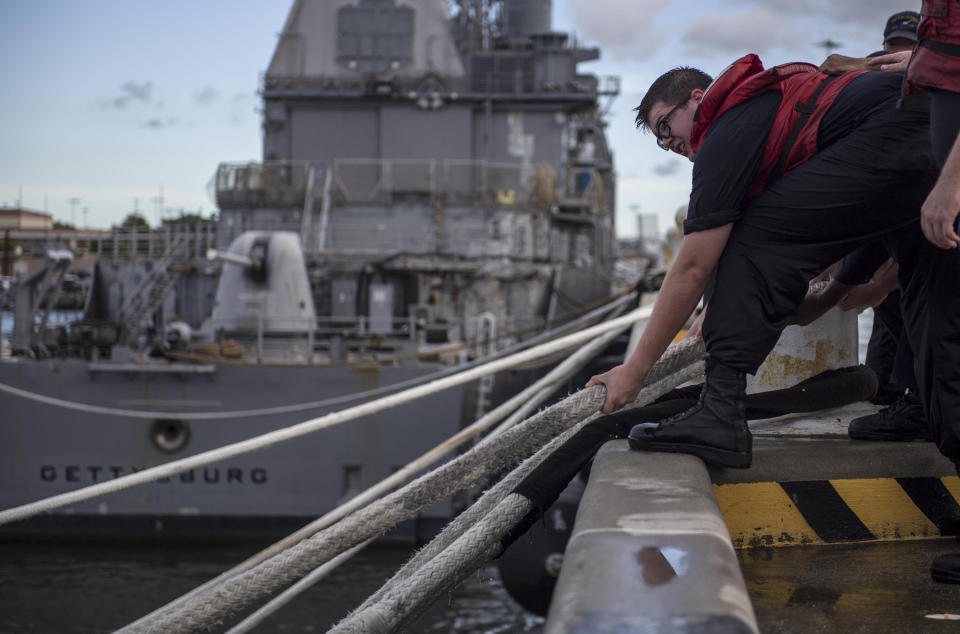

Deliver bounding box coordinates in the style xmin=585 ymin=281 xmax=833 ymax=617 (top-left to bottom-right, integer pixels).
xmin=848 ymin=288 xmax=930 ymax=441
xmin=909 ymin=89 xmax=960 ymax=462
xmin=704 ymin=97 xmax=935 ymax=373
xmin=866 ymin=293 xmax=904 ymax=404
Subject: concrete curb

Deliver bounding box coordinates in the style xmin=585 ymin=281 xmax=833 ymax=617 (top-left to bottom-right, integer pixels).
xmin=545 ymin=441 xmax=757 ymax=633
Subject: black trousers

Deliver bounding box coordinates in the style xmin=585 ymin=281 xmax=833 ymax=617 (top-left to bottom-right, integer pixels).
xmin=701 ymin=93 xmax=960 ymax=459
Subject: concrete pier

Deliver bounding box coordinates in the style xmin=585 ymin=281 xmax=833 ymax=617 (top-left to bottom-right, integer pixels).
xmin=545 ymin=441 xmax=758 ymax=633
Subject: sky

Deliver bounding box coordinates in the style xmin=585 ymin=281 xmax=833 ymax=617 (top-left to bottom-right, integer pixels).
xmin=0 ymin=0 xmax=918 ymax=237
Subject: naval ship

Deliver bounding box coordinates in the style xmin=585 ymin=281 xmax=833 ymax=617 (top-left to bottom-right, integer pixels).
xmin=0 ymin=0 xmax=619 ymax=539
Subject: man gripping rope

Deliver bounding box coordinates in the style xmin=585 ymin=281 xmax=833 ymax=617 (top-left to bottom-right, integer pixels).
xmin=587 ymin=55 xmax=959 ymax=471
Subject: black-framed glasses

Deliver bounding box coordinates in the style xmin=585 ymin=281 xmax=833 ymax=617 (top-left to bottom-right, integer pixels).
xmin=655 ymin=97 xmax=688 ymax=150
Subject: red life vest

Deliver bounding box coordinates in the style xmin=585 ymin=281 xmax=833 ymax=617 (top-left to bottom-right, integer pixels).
xmin=905 ymin=0 xmax=960 ymax=94
xmin=690 ymin=54 xmax=867 ymax=198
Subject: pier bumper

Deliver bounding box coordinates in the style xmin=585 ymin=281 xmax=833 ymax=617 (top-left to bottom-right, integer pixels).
xmin=545 ymin=440 xmax=757 ymax=633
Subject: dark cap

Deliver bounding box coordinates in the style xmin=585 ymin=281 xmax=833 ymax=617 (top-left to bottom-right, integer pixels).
xmin=884 ymin=11 xmax=920 ymax=42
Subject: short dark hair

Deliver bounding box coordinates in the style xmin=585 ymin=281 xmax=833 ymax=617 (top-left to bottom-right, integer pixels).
xmin=634 ymin=67 xmax=713 ymax=132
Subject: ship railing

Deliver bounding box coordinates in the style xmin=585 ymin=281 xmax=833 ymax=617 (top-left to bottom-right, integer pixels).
xmin=260 ymin=72 xmax=607 ymax=98
xmin=323 ymin=223 xmax=489 ymax=256
xmin=331 ymin=159 xmax=548 ymax=207
xmin=209 ymin=311 xmax=554 ymax=361
xmin=215 ymin=161 xmax=312 ymax=207
xmin=94 ymin=223 xmax=218 ymax=261
xmin=596 ymin=75 xmax=621 ymax=96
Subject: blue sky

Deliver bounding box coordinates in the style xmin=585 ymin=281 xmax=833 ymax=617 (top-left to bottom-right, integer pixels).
xmin=0 ymin=0 xmax=916 ymax=236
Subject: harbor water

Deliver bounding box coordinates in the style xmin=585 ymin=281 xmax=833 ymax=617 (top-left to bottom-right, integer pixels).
xmin=0 ymin=541 xmax=542 ymax=633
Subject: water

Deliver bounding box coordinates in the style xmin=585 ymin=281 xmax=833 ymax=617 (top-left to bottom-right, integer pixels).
xmin=0 ymin=541 xmax=542 ymax=633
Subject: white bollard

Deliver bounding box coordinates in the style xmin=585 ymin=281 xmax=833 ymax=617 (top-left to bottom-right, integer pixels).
xmin=746 ymin=307 xmax=859 ymax=394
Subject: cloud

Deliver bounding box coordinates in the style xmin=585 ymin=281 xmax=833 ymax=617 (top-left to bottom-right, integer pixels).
xmin=193 ymin=85 xmax=218 ymax=105
xmin=732 ymin=0 xmax=913 ymax=25
xmin=652 ymin=161 xmax=681 ymax=177
xmin=107 ymin=81 xmax=154 ymax=109
xmin=141 ymin=116 xmax=178 ymax=130
xmin=568 ymin=0 xmax=673 ymax=61
xmin=682 ymin=9 xmax=806 ymax=57
xmin=723 ymin=0 xmax=917 ymax=53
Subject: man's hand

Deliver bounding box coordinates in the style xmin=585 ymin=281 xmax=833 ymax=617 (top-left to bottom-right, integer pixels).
xmin=837 ymin=282 xmax=890 ymax=311
xmin=921 ymin=175 xmax=960 ymax=249
xmin=865 ymin=50 xmax=912 ymax=73
xmin=587 ymin=363 xmax=645 ymax=415
xmin=820 ymin=54 xmax=871 ymax=73
xmin=790 ymin=279 xmax=850 ymax=326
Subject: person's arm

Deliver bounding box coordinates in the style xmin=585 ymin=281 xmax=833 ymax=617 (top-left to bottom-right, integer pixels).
xmin=922 ymin=132 xmax=960 ymax=249
xmin=836 ymin=259 xmax=899 ymax=310
xmin=790 ymin=278 xmax=853 ymax=326
xmin=820 ymin=54 xmax=872 ymax=73
xmin=587 ymin=223 xmax=732 ymax=414
xmin=865 ymin=50 xmax=912 ymax=73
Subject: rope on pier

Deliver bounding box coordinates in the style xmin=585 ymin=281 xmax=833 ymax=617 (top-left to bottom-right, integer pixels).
xmin=121 ymin=322 xmax=633 ymax=633
xmin=122 ymin=337 xmax=704 ymax=634
xmin=332 ymin=361 xmax=706 ymax=633
xmin=0 ymin=304 xmax=652 ymax=528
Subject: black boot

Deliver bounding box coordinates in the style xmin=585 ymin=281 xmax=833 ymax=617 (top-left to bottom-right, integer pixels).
xmin=847 ymin=391 xmax=930 ymax=441
xmin=627 ymin=360 xmax=751 ymax=468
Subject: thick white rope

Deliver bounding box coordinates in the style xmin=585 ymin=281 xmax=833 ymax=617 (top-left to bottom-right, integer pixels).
xmin=335 ymin=495 xmax=532 ymax=634
xmin=219 ymin=335 xmax=618 ymax=634
xmin=118 ymin=324 xmax=632 ymax=632
xmin=0 ymin=293 xmax=638 ymax=420
xmin=225 ymin=538 xmax=376 ymax=634
xmin=336 ymin=360 xmax=707 ymax=632
xmin=352 ymin=417 xmax=587 ymax=617
xmin=0 ymin=304 xmax=653 ymax=527
xmin=122 ymin=338 xmax=703 ymax=634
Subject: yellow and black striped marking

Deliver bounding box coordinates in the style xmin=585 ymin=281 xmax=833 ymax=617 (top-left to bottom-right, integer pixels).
xmin=714 ymin=476 xmax=960 ymax=548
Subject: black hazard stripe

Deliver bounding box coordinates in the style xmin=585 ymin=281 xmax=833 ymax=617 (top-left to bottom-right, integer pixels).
xmin=779 ymin=481 xmax=874 ymax=543
xmin=715 ymin=476 xmax=960 ymax=548
xmin=896 ymin=477 xmax=960 ymax=535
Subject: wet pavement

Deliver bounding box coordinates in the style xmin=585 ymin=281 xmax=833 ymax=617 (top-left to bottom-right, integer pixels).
xmin=740 ymin=539 xmax=960 ymax=632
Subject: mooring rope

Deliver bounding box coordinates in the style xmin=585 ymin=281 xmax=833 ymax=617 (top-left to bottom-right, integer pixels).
xmin=225 ymin=538 xmax=376 ymax=634
xmin=119 ymin=323 xmax=634 ymax=633
xmin=119 ymin=337 xmax=703 ymax=633
xmin=0 ymin=292 xmax=638 ymax=420
xmin=0 ymin=304 xmax=653 ymax=528
xmin=333 ymin=360 xmax=706 ymax=633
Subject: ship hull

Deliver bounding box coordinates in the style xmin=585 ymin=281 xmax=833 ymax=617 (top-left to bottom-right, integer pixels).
xmin=0 ymin=358 xmax=464 ymax=540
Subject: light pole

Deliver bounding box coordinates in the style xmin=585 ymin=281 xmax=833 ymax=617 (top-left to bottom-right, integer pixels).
xmin=68 ymin=197 xmax=81 ymax=228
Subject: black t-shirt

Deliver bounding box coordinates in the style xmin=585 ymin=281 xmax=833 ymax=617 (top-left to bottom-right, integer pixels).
xmin=684 ymin=71 xmax=905 ymax=235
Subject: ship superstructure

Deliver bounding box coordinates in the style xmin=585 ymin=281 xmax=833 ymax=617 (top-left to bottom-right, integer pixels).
xmin=216 ymin=0 xmax=618 ymax=361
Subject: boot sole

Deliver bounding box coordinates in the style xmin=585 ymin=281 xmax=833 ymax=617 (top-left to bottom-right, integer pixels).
xmin=628 ymin=436 xmax=752 ymax=469
xmin=847 ymin=429 xmax=932 ymax=442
